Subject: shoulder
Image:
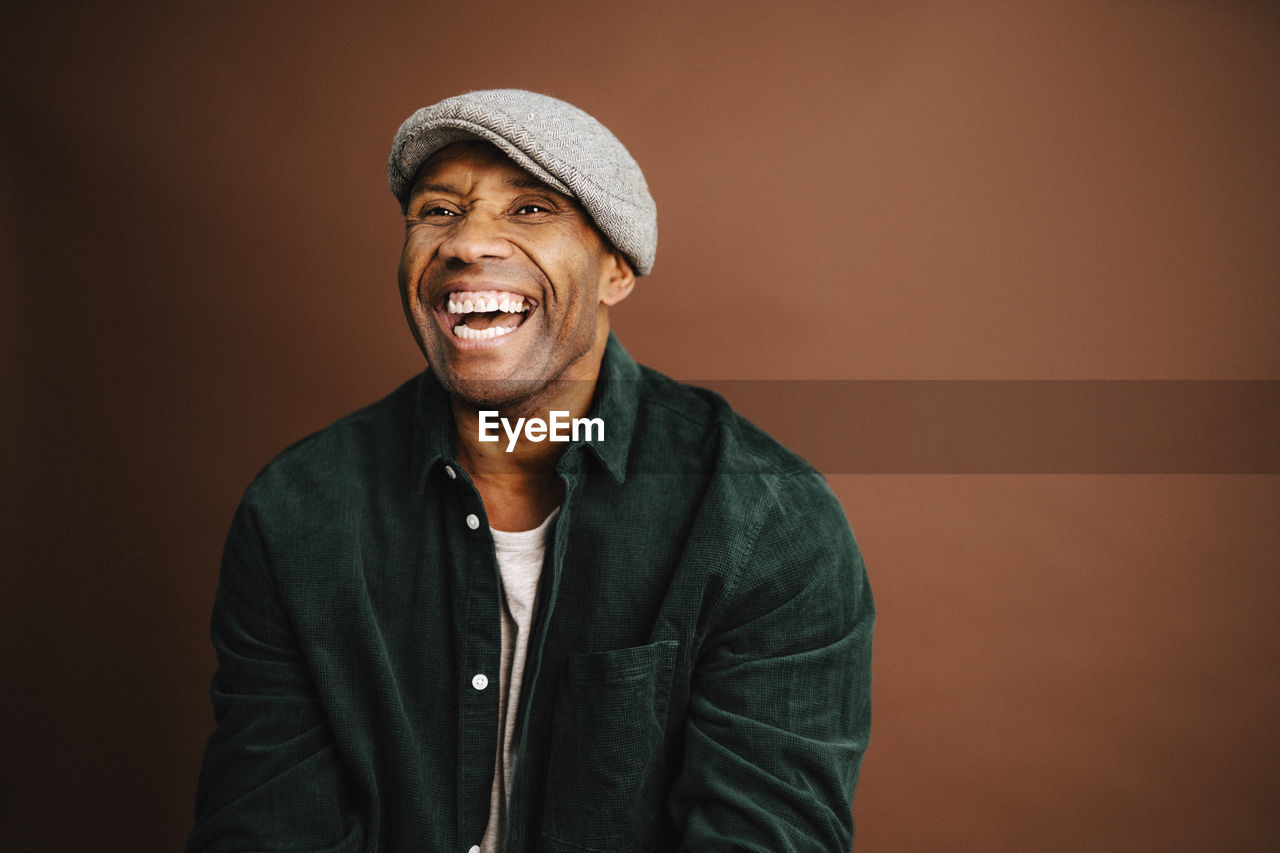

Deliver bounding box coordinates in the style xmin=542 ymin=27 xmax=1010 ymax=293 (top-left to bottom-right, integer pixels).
xmin=240 ymin=374 xmax=423 ymax=520
xmin=630 ymin=364 xmax=820 ymax=482
xmin=630 ymin=363 xmax=856 ymax=580
xmin=630 ymin=364 xmax=864 ymax=611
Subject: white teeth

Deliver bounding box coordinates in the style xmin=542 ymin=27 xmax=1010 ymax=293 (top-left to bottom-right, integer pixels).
xmin=446 ymin=293 xmax=529 ymax=315
xmin=452 ymin=323 xmax=517 ymax=341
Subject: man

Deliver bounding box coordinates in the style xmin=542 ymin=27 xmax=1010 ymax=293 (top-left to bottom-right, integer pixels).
xmin=188 ymin=89 xmax=873 ymax=852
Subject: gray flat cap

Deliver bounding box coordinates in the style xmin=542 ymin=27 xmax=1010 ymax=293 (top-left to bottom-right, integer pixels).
xmin=388 ymin=89 xmax=657 ymax=275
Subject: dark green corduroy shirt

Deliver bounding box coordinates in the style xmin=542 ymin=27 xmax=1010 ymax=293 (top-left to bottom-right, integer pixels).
xmin=189 ymin=335 xmax=874 ymax=852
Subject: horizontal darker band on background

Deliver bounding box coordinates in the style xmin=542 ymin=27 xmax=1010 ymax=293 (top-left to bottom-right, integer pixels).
xmin=684 ymin=380 xmax=1280 ymax=474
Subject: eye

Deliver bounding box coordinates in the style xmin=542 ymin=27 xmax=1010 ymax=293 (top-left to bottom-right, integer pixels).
xmin=515 ymin=203 xmax=551 ymax=215
xmin=420 ymin=205 xmax=459 ymax=218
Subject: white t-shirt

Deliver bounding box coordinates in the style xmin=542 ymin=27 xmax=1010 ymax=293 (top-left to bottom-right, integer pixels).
xmin=479 ymin=507 xmax=559 ymax=853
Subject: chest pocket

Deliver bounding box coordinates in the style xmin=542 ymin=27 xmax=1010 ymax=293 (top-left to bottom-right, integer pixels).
xmin=540 ymin=640 xmax=678 ymax=852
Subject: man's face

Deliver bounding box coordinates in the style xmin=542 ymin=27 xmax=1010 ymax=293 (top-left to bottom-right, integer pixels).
xmin=398 ymin=141 xmax=633 ymax=409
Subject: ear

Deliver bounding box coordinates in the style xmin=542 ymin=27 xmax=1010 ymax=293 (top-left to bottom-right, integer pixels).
xmin=599 ymin=249 xmax=637 ymax=307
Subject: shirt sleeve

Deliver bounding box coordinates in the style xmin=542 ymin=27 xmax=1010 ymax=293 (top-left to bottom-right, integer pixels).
xmin=671 ymin=470 xmax=874 ymax=852
xmin=186 ymin=500 xmax=366 ymax=853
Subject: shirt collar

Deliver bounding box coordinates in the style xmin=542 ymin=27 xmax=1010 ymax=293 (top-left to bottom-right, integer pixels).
xmin=413 ymin=331 xmax=639 ymax=491
xmin=579 ymin=332 xmax=639 ymax=483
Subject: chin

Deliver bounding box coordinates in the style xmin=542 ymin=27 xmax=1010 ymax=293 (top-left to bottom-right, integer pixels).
xmin=431 ymin=366 xmax=549 ymax=410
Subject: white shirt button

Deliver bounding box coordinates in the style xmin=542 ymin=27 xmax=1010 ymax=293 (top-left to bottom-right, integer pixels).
xmin=465 ymin=513 xmax=480 ymax=530
xmin=469 ymin=846 xmax=481 ymax=853
xmin=472 ymin=673 xmax=489 ymax=691
xmin=444 ymin=465 xmax=457 ymax=480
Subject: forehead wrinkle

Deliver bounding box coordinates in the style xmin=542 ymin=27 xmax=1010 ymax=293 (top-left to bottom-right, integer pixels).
xmin=407 ymin=139 xmax=576 ymax=207
xmin=413 ymin=181 xmax=463 ymax=196
xmin=408 ymin=172 xmax=563 ymax=202
xmin=506 ymin=174 xmax=556 ymax=193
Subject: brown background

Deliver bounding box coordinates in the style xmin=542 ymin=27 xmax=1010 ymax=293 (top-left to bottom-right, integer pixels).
xmin=3 ymin=1 xmax=1278 ymax=850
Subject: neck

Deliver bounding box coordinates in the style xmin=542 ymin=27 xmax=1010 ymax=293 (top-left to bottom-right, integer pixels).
xmin=450 ymin=338 xmax=606 ymax=531
xmin=451 ymin=376 xmax=597 ymax=478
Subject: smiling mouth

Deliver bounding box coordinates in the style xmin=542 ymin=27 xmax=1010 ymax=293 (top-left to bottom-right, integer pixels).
xmin=442 ymin=290 xmax=534 ymax=341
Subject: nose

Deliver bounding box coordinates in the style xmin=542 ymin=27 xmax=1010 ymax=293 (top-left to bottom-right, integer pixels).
xmin=436 ymin=212 xmax=514 ymax=264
